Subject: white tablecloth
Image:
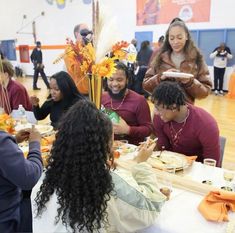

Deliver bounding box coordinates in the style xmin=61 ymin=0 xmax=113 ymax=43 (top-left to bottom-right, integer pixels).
xmin=141 ymin=162 xmax=235 ymax=233
xmin=32 ymin=159 xmax=235 ymax=233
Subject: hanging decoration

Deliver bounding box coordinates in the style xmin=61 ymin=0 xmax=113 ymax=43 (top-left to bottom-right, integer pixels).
xmin=45 ymin=0 xmax=92 ymax=9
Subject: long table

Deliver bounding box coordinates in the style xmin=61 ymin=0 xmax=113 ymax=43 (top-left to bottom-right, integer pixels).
xmin=140 ymin=162 xmax=235 ymax=233
xmin=31 ymin=156 xmax=235 ymax=233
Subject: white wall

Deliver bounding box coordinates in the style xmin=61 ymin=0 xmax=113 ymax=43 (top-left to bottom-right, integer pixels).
xmin=0 ymin=0 xmax=235 ymax=89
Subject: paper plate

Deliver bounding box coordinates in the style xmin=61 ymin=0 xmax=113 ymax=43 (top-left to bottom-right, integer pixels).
xmin=35 ymin=125 xmax=53 ymax=136
xmin=117 ymin=143 xmax=137 ymax=154
xmin=162 ymin=71 xmax=193 ymax=78
xmin=149 ymin=151 xmax=188 ymax=171
xmin=15 ymin=124 xmax=53 ymax=136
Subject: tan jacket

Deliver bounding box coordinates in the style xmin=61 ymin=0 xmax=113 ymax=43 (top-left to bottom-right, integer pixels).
xmin=143 ymin=51 xmax=212 ymax=104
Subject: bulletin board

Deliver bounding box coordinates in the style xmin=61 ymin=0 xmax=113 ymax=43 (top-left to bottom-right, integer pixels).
xmin=0 ymin=40 xmax=16 ymax=61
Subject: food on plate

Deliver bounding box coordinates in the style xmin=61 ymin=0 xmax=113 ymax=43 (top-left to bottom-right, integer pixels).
xmin=113 ymin=140 xmax=136 ymax=154
xmin=148 ymin=151 xmax=188 ymax=171
xmin=160 ymin=152 xmax=187 ymax=168
xmin=41 ymin=135 xmax=55 ymax=146
xmin=113 ymin=140 xmax=125 ymax=150
xmin=19 ymin=134 xmax=54 ymax=167
xmin=42 ymin=152 xmax=50 ymax=167
xmin=113 ymin=150 xmax=120 ymax=159
xmin=15 ymin=124 xmax=53 ymax=136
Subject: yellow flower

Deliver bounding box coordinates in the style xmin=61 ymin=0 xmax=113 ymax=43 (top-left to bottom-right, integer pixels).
xmin=98 ymin=58 xmax=116 ymax=78
xmin=113 ymin=50 xmax=127 ymax=60
xmin=80 ymin=61 xmax=89 ymax=74
xmin=91 ymin=58 xmax=116 ymax=78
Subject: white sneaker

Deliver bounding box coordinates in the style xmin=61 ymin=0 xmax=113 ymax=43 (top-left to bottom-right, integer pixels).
xmin=214 ymin=90 xmax=218 ymax=95
xmin=219 ymin=90 xmax=224 ymax=95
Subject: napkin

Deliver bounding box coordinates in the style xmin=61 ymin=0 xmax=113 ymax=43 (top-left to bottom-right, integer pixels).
xmin=198 ymin=190 xmax=235 ymax=222
xmin=186 ymin=155 xmax=197 ymax=165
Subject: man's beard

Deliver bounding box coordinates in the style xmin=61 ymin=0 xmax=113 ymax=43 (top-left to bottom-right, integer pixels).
xmin=108 ymin=86 xmax=127 ymax=100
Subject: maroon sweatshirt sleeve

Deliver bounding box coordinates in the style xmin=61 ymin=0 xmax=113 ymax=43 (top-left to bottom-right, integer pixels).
xmin=128 ymin=96 xmax=152 ymax=140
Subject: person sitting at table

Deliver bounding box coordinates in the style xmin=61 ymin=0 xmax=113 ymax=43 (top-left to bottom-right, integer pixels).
xmin=30 ymin=71 xmax=84 ymax=128
xmin=101 ymin=62 xmax=152 ymax=145
xmin=0 ymin=126 xmax=43 ymax=233
xmin=152 ymin=81 xmax=221 ymax=166
xmin=33 ymin=100 xmax=166 ymax=233
xmin=0 ymin=59 xmax=32 ymax=114
xmin=143 ymin=17 xmax=212 ymax=104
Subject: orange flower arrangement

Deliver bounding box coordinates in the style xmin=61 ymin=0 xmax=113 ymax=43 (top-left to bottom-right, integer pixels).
xmin=112 ymin=41 xmax=129 ymax=60
xmin=60 ymin=38 xmax=129 ymax=108
xmin=54 ymin=1 xmax=130 ymax=109
xmin=65 ymin=39 xmax=129 ymax=79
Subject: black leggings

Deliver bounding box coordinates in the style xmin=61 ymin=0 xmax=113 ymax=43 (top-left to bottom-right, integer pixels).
xmin=214 ymin=67 xmax=225 ymax=91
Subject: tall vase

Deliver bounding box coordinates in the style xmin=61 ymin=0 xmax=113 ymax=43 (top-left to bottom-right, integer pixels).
xmin=88 ymin=74 xmax=102 ymax=109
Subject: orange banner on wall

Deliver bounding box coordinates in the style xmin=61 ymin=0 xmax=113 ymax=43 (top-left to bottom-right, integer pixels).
xmin=137 ymin=0 xmax=211 ymax=25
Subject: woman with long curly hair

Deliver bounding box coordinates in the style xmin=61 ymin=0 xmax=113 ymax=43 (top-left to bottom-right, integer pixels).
xmin=143 ymin=17 xmax=212 ymax=104
xmin=32 ymin=100 xmax=166 ymax=233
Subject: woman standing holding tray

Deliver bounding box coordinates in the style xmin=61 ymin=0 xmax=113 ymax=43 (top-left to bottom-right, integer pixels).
xmin=143 ymin=17 xmax=212 ymax=104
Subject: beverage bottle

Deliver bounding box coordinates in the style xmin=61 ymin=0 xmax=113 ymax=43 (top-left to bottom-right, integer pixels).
xmin=101 ymin=106 xmax=120 ymax=124
xmin=18 ymin=105 xmax=27 ymax=124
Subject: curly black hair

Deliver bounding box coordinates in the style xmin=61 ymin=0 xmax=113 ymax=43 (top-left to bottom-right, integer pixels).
xmin=35 ymin=100 xmax=114 ymax=232
xmin=153 ymin=18 xmax=204 ymax=71
xmin=152 ymin=81 xmax=186 ymax=110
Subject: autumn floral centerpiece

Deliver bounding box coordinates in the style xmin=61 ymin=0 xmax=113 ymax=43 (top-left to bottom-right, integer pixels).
xmin=65 ymin=39 xmax=128 ymax=108
xmin=55 ymin=0 xmax=129 ymax=109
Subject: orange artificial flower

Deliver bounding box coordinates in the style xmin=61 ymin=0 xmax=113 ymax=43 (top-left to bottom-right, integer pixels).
xmin=0 ymin=114 xmax=15 ymax=134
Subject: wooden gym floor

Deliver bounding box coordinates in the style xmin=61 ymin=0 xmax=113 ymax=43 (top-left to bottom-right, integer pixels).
xmin=17 ymin=76 xmax=235 ymax=169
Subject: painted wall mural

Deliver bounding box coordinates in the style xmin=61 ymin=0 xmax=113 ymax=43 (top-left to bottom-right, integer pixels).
xmin=136 ymin=0 xmax=211 ymax=25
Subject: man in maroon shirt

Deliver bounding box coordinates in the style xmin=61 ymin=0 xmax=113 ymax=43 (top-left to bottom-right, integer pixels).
xmin=0 ymin=59 xmax=32 ymax=114
xmin=101 ymin=62 xmax=152 ymax=145
xmin=152 ymin=81 xmax=221 ymax=166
